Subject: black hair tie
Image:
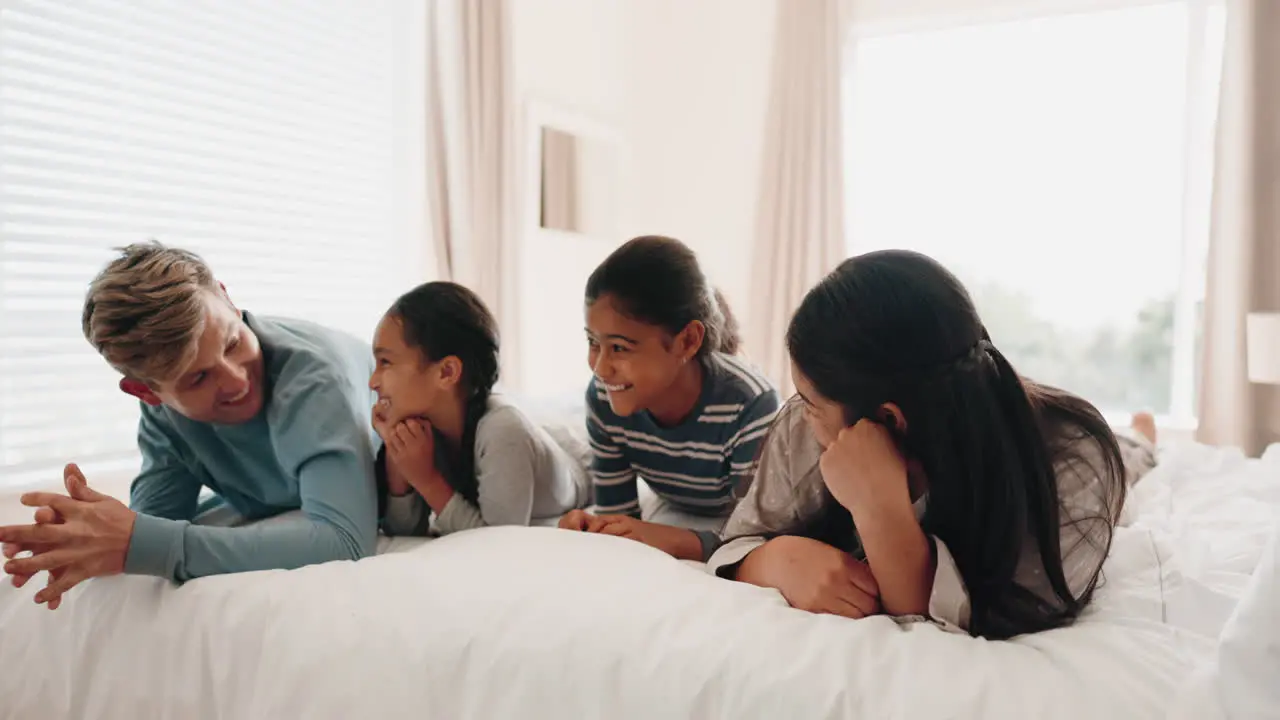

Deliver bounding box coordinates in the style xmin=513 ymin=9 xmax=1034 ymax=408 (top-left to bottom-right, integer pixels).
xmin=971 ymin=338 xmax=994 ymax=360
xmin=944 ymin=338 xmax=993 ymax=369
xmin=843 ymin=338 xmax=998 ymax=407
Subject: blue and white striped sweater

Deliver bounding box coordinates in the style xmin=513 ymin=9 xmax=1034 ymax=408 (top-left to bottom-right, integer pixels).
xmin=585 ymin=353 xmax=780 ymax=518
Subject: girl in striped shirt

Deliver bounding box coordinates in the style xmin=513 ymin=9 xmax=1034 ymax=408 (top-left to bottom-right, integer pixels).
xmin=558 ymin=236 xmax=780 ymax=561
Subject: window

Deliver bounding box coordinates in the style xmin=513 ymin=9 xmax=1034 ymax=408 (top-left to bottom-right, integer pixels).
xmin=0 ymin=0 xmax=427 ymax=489
xmin=843 ymin=0 xmax=1224 ymax=425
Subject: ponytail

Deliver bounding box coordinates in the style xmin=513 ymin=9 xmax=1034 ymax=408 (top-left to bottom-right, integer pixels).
xmin=914 ymin=340 xmax=1124 ymax=638
xmin=982 ymin=344 xmax=1067 ymax=591
xmin=711 ymin=288 xmax=741 ymax=355
xmin=772 ymin=249 xmax=1127 ymax=638
xmin=454 ymin=389 xmax=491 ymax=505
xmin=962 ymin=342 xmax=1078 ymax=635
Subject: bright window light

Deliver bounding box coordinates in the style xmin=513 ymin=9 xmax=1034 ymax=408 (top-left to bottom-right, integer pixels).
xmin=844 ymin=1 xmax=1224 ymax=422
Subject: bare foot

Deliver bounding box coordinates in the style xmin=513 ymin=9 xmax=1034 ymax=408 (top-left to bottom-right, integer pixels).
xmin=1130 ymin=412 xmax=1157 ymax=445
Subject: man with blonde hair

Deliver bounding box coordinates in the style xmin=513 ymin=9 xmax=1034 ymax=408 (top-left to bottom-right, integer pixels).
xmin=0 ymin=242 xmax=379 ymax=607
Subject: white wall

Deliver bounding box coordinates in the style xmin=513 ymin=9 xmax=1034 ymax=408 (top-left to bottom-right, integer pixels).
xmin=621 ymin=0 xmax=777 ymax=317
xmin=511 ymin=0 xmax=627 ymax=116
xmin=509 ymin=0 xmax=778 ymax=396
xmin=508 ymin=0 xmax=628 ymax=395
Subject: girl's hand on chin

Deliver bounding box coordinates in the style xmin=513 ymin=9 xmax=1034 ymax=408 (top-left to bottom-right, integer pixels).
xmin=387 ymin=419 xmax=438 ymax=489
xmin=818 ymin=419 xmax=910 ymax=511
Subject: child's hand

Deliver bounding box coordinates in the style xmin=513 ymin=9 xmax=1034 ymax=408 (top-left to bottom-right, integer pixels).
xmin=738 ymin=535 xmax=880 ymax=619
xmin=558 ymin=513 xmax=702 ymax=559
xmin=594 ymin=515 xmax=648 ymax=540
xmin=386 ymin=419 xmax=439 ymax=491
xmin=818 ymin=419 xmax=909 ymax=511
xmin=596 ymin=516 xmax=703 ymax=560
xmin=558 ymin=509 xmax=609 ymax=532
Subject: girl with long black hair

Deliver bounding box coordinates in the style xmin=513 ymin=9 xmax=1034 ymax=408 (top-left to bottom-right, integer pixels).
xmin=707 ymin=250 xmax=1154 ymax=639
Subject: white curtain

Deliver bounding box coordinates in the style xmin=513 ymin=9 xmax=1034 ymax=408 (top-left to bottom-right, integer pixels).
xmin=747 ymin=0 xmax=849 ymax=396
xmin=424 ymin=0 xmax=518 ymax=337
xmin=1195 ymin=0 xmax=1280 ymax=455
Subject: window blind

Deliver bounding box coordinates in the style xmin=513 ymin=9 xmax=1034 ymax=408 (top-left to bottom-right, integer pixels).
xmin=0 ymin=0 xmax=427 ymax=489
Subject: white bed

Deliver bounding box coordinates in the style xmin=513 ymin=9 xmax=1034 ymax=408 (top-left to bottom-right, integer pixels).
xmin=0 ymin=441 xmax=1276 ymax=720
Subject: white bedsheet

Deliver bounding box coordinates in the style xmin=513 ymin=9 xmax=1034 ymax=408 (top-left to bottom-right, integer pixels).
xmin=1 ymin=443 xmax=1275 ymax=720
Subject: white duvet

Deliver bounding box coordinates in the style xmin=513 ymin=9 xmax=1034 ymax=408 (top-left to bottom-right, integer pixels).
xmin=1 ymin=443 xmax=1276 ymax=720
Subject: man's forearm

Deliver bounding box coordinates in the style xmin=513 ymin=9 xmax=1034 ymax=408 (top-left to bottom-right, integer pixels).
xmin=126 ymin=512 xmax=369 ymax=582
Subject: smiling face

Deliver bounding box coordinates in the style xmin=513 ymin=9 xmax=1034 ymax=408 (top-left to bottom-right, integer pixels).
xmin=368 ymin=313 xmax=459 ymax=427
xmin=585 ymin=293 xmax=701 ymax=417
xmin=125 ymin=292 xmax=265 ymax=425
